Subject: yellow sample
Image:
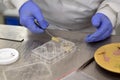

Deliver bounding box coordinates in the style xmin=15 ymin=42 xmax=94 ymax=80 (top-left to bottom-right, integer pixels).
xmin=51 ymin=37 xmax=60 ymax=42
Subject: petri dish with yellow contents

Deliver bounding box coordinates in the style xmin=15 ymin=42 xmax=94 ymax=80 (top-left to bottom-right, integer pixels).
xmin=94 ymin=43 xmax=120 ymax=73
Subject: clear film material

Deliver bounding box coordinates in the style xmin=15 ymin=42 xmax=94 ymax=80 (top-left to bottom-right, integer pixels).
xmin=61 ymin=71 xmax=97 ymax=80
xmin=32 ymin=37 xmax=76 ymax=64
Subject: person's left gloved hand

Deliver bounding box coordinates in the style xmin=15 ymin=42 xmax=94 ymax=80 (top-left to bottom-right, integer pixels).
xmin=85 ymin=13 xmax=113 ymax=42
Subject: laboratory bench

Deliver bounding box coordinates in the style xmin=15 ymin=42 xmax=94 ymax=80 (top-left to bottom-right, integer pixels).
xmin=0 ymin=24 xmax=120 ymax=80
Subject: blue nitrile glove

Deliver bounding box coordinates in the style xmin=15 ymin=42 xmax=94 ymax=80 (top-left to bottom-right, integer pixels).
xmin=19 ymin=1 xmax=49 ymax=34
xmin=85 ymin=13 xmax=113 ymax=42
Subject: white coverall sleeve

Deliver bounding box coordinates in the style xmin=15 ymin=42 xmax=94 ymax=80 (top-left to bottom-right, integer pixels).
xmin=3 ymin=0 xmax=28 ymax=10
xmin=97 ymin=0 xmax=120 ymax=28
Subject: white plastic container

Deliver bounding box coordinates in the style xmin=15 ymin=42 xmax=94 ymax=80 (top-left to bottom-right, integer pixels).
xmin=0 ymin=48 xmax=19 ymax=65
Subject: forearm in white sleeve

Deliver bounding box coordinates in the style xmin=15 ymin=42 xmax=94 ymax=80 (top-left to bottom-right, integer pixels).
xmin=97 ymin=0 xmax=120 ymax=28
xmin=3 ymin=0 xmax=28 ymax=10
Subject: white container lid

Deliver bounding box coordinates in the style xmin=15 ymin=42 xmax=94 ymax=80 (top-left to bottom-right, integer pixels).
xmin=0 ymin=48 xmax=19 ymax=65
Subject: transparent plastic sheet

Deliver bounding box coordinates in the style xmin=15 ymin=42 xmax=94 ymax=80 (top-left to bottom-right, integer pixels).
xmin=61 ymin=71 xmax=97 ymax=80
xmin=32 ymin=37 xmax=76 ymax=64
xmin=5 ymin=62 xmax=52 ymax=80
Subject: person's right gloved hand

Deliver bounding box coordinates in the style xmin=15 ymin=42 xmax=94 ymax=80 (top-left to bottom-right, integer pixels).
xmin=19 ymin=0 xmax=49 ymax=34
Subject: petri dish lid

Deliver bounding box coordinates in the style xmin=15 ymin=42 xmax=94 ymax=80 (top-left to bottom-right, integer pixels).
xmin=0 ymin=48 xmax=19 ymax=65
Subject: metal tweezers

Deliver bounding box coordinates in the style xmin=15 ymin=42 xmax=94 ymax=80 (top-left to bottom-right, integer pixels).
xmin=34 ymin=19 xmax=55 ymax=37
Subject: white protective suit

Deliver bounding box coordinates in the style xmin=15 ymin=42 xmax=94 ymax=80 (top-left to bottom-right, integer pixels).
xmin=3 ymin=0 xmax=120 ymax=32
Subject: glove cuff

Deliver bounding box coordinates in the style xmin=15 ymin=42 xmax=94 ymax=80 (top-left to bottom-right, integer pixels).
xmin=97 ymin=6 xmax=116 ymax=28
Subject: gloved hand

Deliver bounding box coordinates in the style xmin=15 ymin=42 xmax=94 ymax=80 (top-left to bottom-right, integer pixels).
xmin=85 ymin=13 xmax=113 ymax=42
xmin=19 ymin=1 xmax=49 ymax=34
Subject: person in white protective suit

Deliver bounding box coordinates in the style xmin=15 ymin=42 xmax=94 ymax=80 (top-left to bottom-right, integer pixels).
xmin=3 ymin=0 xmax=120 ymax=42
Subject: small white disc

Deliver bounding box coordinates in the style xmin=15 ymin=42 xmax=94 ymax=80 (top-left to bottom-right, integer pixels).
xmin=0 ymin=48 xmax=19 ymax=65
